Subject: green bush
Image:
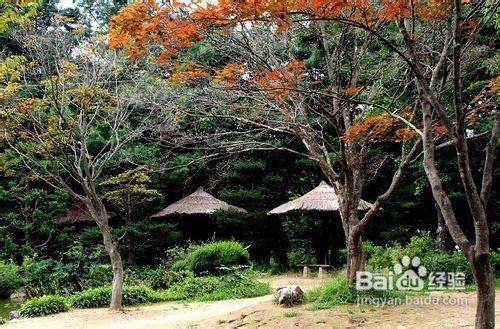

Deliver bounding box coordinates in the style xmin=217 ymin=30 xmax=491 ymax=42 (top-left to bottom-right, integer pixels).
xmin=190 ymin=241 xmax=250 ymax=275
xmin=71 ymin=285 xmax=165 ymax=308
xmin=287 ymin=248 xmax=315 ymax=267
xmin=0 ymin=316 xmax=6 ymax=325
xmin=368 ymin=245 xmax=404 ymax=270
xmin=80 ymin=265 xmax=160 ymax=289
xmin=171 ymin=259 xmax=190 ymax=272
xmin=17 ymin=243 xmax=113 ymax=298
xmin=338 ymin=241 xmax=377 ymax=265
xmin=164 ymin=272 xmax=269 ymax=301
xmin=19 ymin=295 xmax=69 ymax=317
xmin=0 ymin=261 xmax=22 ymax=298
xmin=80 ymin=265 xmax=113 ymax=289
xmin=124 ymin=266 xmax=158 ymax=287
xmin=422 ymin=251 xmax=472 ymax=282
xmin=403 ymin=233 xmax=439 ymax=258
xmin=149 ymin=259 xmax=194 ymax=290
xmin=366 ymin=233 xmax=477 ymax=283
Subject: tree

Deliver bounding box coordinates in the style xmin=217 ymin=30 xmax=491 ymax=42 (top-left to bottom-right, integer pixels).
xmin=99 ymin=166 xmax=161 ymax=261
xmin=108 ymin=1 xmax=497 ymax=326
xmin=1 ymin=17 xmax=164 ymax=309
xmin=108 ymin=1 xmax=422 ymax=285
xmin=0 ymin=152 xmax=67 ymax=260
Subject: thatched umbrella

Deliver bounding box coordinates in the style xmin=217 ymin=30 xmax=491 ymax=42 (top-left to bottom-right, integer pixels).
xmin=267 ymin=181 xmax=373 ymax=215
xmin=151 ymin=187 xmax=246 ymax=218
xmin=267 ymin=181 xmax=374 ymax=265
xmin=53 ymin=202 xmax=113 ymax=224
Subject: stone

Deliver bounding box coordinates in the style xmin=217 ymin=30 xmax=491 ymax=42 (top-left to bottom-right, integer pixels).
xmin=9 ymin=287 xmax=27 ymax=302
xmin=276 ymin=285 xmax=304 ymax=306
xmin=8 ymin=311 xmax=21 ymax=320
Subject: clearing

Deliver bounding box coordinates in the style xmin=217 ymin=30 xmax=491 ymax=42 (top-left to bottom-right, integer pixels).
xmin=4 ymin=274 xmax=499 ymax=328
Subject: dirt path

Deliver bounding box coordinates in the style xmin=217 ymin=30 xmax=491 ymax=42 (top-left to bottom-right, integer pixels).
xmin=4 ymin=275 xmax=323 ymax=329
xmin=4 ymin=275 xmax=499 ymax=329
xmin=199 ymin=291 xmax=500 ymax=328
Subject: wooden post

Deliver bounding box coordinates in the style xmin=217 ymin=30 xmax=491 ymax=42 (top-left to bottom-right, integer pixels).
xmin=302 ymin=266 xmax=311 ymax=278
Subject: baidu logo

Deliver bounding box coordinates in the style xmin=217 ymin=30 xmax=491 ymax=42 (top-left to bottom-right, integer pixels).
xmin=356 ymin=255 xmax=426 ymax=291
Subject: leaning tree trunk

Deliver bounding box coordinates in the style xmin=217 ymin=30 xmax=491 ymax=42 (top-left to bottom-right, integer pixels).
xmin=102 ymin=227 xmax=124 ymax=311
xmin=346 ymin=235 xmax=365 ymax=284
xmin=472 ymin=253 xmax=495 ymax=329
xmin=88 ymin=201 xmax=124 ymax=311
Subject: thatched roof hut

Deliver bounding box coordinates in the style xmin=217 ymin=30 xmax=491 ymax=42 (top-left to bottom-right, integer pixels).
xmin=267 ymin=181 xmax=373 ymax=215
xmin=53 ymin=202 xmax=114 ymax=224
xmin=151 ymin=187 xmax=247 ymax=218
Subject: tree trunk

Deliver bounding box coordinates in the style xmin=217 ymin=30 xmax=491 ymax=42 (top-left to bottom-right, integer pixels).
xmin=100 ymin=224 xmax=124 ymax=311
xmin=347 ymin=235 xmax=365 ymax=284
xmin=472 ymin=253 xmax=495 ymax=329
xmin=88 ymin=201 xmax=124 ymax=311
xmin=435 ymin=202 xmax=453 ymax=251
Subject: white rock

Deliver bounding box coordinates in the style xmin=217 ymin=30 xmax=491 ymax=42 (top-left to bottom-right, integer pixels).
xmin=276 ymin=285 xmax=304 ymax=306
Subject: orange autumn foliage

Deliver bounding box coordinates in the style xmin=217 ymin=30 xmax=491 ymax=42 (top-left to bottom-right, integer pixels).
xmin=341 ymin=85 xmax=359 ymax=95
xmin=488 ymin=75 xmax=500 ymax=94
xmin=109 ymin=0 xmax=467 ymax=64
xmin=109 ymin=1 xmax=204 ymax=64
xmin=432 ymin=123 xmax=448 ymax=138
xmin=342 ymin=112 xmax=418 ymax=142
xmin=214 ymin=63 xmax=248 ymax=88
xmin=256 ymin=60 xmax=306 ymax=99
xmin=378 ymin=0 xmax=411 ymax=20
xmin=416 ymin=0 xmax=452 ymax=21
xmin=167 ymin=61 xmax=210 ymax=85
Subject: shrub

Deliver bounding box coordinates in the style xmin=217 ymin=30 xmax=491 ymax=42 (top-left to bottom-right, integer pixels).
xmin=71 ymin=286 xmax=110 ymax=308
xmin=19 ymin=295 xmax=68 ymax=317
xmin=80 ymin=265 xmax=159 ymax=290
xmin=151 ymin=268 xmax=194 ymax=290
xmin=403 ymin=233 xmax=439 ymax=258
xmin=124 ymin=266 xmax=158 ymax=287
xmin=422 ymin=250 xmax=473 ymax=282
xmin=164 ymin=276 xmax=221 ymax=300
xmin=287 ymin=248 xmax=315 ymax=267
xmin=338 ymin=241 xmax=377 ymax=265
xmin=368 ymin=245 xmax=404 ymax=270
xmin=150 ymin=268 xmax=168 ymax=290
xmin=80 ymin=265 xmax=112 ymax=289
xmin=0 ymin=261 xmax=22 ymax=298
xmin=171 ymin=259 xmax=190 ymax=272
xmin=0 ymin=316 xmax=6 ymax=325
xmin=366 ymin=233 xmax=476 ymax=283
xmin=71 ymin=285 xmax=165 ymax=308
xmin=190 ymin=241 xmax=250 ymax=275
xmin=164 ymin=272 xmax=269 ymax=301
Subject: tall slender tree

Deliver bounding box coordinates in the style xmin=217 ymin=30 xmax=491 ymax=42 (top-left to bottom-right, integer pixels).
xmin=1 ymin=18 xmax=167 ymax=309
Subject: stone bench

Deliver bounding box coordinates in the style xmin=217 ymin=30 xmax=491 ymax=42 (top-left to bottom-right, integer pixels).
xmin=296 ymin=264 xmax=333 ymax=278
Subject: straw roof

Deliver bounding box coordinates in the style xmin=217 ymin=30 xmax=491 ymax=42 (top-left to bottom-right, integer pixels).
xmin=267 ymin=181 xmax=373 ymax=215
xmin=151 ymin=187 xmax=247 ymax=218
xmin=53 ymin=202 xmax=113 ymax=224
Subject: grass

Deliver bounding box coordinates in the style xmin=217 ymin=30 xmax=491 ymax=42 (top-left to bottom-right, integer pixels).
xmin=462 ymin=278 xmax=500 ymax=292
xmin=305 ymin=272 xmax=500 ymax=311
xmin=305 ymin=275 xmax=405 ymax=310
xmin=283 ymin=310 xmax=301 ymax=317
xmin=163 ymin=273 xmax=270 ymax=302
